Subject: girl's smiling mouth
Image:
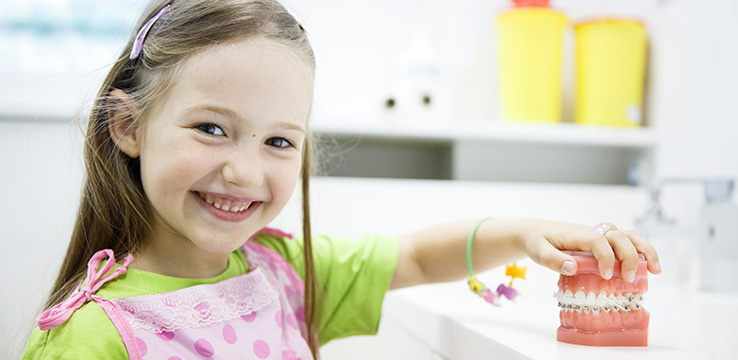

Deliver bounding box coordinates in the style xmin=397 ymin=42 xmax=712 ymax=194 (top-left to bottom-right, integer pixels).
xmin=192 ymin=191 xmax=261 ymax=222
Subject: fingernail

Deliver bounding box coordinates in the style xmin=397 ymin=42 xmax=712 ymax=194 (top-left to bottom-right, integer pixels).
xmin=561 ymin=261 xmax=575 ymax=275
xmin=603 ymin=269 xmax=613 ymax=280
xmin=625 ymin=271 xmax=636 ymax=283
xmin=654 ymin=262 xmax=662 ymax=271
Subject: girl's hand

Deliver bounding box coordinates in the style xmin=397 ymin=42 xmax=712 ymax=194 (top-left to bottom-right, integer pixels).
xmin=521 ymin=221 xmax=662 ymax=282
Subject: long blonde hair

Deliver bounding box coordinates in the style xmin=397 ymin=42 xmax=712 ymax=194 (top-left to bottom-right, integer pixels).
xmin=45 ymin=0 xmax=320 ymax=355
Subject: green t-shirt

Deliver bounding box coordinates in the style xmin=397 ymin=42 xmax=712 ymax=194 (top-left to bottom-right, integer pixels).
xmin=22 ymin=233 xmax=399 ymax=360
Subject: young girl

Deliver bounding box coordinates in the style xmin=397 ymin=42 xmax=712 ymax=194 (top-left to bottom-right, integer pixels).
xmin=23 ymin=0 xmax=661 ymax=359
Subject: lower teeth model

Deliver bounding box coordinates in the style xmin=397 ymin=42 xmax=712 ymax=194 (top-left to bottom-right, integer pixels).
xmin=555 ymin=252 xmax=649 ymax=346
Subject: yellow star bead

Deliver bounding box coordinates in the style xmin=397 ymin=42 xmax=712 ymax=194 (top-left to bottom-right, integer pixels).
xmin=505 ymin=263 xmax=527 ymax=281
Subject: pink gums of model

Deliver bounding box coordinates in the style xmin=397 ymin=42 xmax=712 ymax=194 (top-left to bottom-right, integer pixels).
xmin=556 ymin=254 xmax=649 ymax=346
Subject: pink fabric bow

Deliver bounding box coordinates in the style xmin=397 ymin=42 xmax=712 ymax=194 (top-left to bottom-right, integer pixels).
xmin=37 ymin=249 xmax=133 ymax=330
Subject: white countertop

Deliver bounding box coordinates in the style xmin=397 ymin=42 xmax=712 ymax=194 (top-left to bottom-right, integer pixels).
xmin=383 ymin=259 xmax=738 ymax=360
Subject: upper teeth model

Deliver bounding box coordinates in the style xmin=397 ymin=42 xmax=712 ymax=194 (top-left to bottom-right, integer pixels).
xmin=556 ymin=253 xmax=650 ymax=347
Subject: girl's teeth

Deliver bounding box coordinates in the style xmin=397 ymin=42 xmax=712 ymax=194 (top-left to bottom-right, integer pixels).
xmin=228 ymin=205 xmax=246 ymax=213
xmin=198 ymin=192 xmax=251 ymax=212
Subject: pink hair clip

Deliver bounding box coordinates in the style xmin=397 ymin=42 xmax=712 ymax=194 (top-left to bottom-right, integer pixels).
xmin=129 ymin=4 xmax=171 ymax=60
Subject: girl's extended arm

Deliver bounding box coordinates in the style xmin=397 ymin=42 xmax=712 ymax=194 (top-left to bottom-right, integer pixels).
xmin=389 ymin=218 xmax=661 ymax=290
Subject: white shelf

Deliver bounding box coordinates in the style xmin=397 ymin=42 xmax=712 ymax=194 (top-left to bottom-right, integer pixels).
xmin=311 ymin=118 xmax=656 ymax=184
xmin=312 ymin=118 xmax=657 ymax=149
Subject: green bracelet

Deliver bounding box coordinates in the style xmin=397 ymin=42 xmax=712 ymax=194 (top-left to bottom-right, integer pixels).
xmin=467 ymin=217 xmax=494 ymax=277
xmin=466 ymin=217 xmax=526 ymax=306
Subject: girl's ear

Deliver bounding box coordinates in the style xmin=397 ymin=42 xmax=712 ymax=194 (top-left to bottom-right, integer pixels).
xmin=108 ymin=89 xmax=141 ymax=158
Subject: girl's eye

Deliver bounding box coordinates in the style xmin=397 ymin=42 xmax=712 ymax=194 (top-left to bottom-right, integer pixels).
xmin=265 ymin=137 xmax=293 ymax=149
xmin=195 ymin=123 xmax=225 ymax=136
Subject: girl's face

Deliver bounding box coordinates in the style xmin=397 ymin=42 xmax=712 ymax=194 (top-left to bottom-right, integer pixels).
xmin=131 ymin=38 xmax=311 ymax=258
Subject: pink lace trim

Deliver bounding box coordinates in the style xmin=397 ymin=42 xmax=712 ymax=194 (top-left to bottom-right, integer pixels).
xmin=112 ymin=268 xmax=278 ymax=334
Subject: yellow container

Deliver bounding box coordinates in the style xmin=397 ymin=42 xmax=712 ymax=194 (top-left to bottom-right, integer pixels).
xmin=574 ymin=19 xmax=647 ymax=127
xmin=496 ymin=8 xmax=566 ymax=123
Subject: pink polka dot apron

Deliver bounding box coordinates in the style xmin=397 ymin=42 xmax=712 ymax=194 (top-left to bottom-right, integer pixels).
xmin=37 ymin=228 xmax=313 ymax=360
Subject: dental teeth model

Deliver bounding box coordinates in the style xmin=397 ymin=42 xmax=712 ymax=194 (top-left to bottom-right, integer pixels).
xmin=556 ymin=253 xmax=649 ymax=346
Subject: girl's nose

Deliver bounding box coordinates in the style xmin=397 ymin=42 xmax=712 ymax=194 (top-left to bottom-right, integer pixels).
xmin=221 ymin=148 xmax=265 ymax=187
